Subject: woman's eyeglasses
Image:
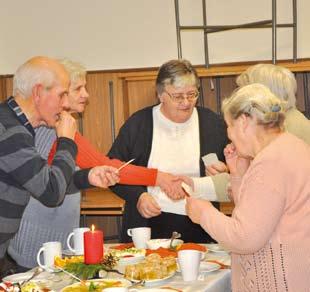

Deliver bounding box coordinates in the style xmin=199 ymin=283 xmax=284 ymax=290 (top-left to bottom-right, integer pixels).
xmin=165 ymin=90 xmax=199 ymax=103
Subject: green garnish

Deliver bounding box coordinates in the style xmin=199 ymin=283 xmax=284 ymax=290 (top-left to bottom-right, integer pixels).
xmin=64 ymin=254 xmax=118 ymax=280
xmin=88 ymin=282 xmax=98 ymax=291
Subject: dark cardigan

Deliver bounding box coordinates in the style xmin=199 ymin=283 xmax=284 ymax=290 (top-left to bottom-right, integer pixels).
xmin=108 ymin=105 xmax=228 ymax=242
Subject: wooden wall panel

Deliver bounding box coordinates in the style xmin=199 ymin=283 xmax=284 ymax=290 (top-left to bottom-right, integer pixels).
xmin=200 ymin=78 xmax=217 ymax=111
xmin=5 ymin=78 xmax=13 ymax=97
xmin=296 ymin=73 xmax=306 ymax=113
xmin=125 ymin=79 xmax=158 ymax=118
xmin=200 ymin=76 xmax=237 ymax=113
xmin=0 ymin=78 xmax=5 ymax=102
xmin=0 ymin=76 xmax=13 ymax=101
xmin=84 ymin=72 xmax=118 ymax=153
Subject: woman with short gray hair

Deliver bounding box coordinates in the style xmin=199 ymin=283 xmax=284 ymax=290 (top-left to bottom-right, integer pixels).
xmin=236 ymin=63 xmax=310 ymax=144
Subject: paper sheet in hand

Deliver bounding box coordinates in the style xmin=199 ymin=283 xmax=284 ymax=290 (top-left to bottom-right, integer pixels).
xmin=181 ymin=182 xmax=195 ymax=197
xmin=202 ymin=153 xmax=219 ymax=166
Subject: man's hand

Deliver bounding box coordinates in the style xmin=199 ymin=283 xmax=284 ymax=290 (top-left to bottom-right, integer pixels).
xmin=55 ymin=111 xmax=77 ymax=140
xmin=137 ymin=192 xmax=161 ymax=218
xmin=156 ymin=171 xmax=187 ymax=200
xmin=205 ymin=161 xmax=228 ymax=176
xmin=88 ymin=166 xmax=120 ymax=188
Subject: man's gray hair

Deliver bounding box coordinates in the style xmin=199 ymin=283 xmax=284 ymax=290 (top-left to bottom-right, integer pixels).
xmin=13 ymin=59 xmax=57 ymax=98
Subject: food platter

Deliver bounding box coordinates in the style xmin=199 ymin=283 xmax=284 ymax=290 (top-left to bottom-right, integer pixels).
xmin=60 ymin=278 xmax=131 ymax=292
xmin=107 ymin=247 xmax=146 ymax=265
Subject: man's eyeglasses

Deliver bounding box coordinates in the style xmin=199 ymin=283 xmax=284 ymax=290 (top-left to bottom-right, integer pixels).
xmin=165 ymin=90 xmax=199 ymax=103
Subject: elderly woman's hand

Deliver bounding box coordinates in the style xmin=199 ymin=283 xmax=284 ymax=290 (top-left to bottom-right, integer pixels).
xmin=205 ymin=161 xmax=228 ymax=176
xmin=224 ymin=143 xmax=251 ymax=177
xmin=185 ymin=197 xmax=213 ymax=224
xmin=137 ymin=192 xmax=161 ymax=218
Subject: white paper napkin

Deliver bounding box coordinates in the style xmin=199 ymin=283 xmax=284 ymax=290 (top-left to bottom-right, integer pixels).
xmin=202 ymin=153 xmax=219 ymax=166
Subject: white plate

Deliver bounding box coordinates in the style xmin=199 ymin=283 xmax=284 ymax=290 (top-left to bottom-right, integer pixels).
xmin=200 ymin=261 xmax=221 ymax=273
xmin=118 ymin=254 xmax=145 ymax=265
xmin=61 ymin=278 xmax=131 ymax=291
xmin=107 ymin=247 xmax=146 ymax=265
xmin=3 ymin=271 xmax=47 ymax=283
xmin=207 ymin=244 xmax=228 ymax=253
xmin=128 ymin=271 xmax=175 ymax=287
xmin=177 ymin=261 xmax=220 ymax=273
xmin=146 ymin=238 xmax=184 ymax=250
xmin=200 ymin=251 xmax=207 ymax=260
xmin=62 ymin=249 xmax=83 ymax=256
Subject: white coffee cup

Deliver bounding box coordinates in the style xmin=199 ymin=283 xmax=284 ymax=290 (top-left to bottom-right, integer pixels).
xmin=36 ymin=241 xmax=62 ymax=271
xmin=67 ymin=227 xmax=90 ymax=255
xmin=178 ymin=249 xmax=201 ymax=281
xmin=127 ymin=227 xmax=151 ymax=248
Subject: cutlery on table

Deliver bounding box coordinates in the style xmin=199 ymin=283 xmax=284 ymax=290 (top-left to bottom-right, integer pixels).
xmin=53 ymin=265 xmax=83 ymax=282
xmin=129 ymin=279 xmax=145 ymax=288
xmin=20 ymin=267 xmax=43 ymax=286
xmin=169 ymin=231 xmax=181 ymax=249
xmin=207 ymin=260 xmax=231 ymax=269
xmin=117 ymin=158 xmax=135 ymax=171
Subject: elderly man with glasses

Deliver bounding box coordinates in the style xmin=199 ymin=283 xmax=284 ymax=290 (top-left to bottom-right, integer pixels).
xmin=108 ymin=59 xmax=229 ymax=243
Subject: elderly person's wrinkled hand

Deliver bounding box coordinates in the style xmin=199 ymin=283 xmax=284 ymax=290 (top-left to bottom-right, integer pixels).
xmin=137 ymin=192 xmax=161 ymax=218
xmin=88 ymin=165 xmax=120 ymax=188
xmin=156 ymin=172 xmax=186 ymax=200
xmin=185 ymin=197 xmax=213 ymax=224
xmin=205 ymin=161 xmax=228 ymax=176
xmin=55 ymin=111 xmax=77 ymax=140
xmin=224 ymin=143 xmax=251 ymax=177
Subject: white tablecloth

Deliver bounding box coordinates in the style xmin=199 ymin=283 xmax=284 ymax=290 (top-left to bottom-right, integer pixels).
xmin=4 ymin=244 xmax=231 ymax=292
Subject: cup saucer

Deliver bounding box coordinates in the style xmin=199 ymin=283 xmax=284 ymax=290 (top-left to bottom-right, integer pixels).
xmin=62 ymin=249 xmax=83 ymax=256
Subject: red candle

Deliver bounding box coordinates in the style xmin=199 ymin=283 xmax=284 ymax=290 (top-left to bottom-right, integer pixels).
xmin=84 ymin=225 xmax=104 ymax=264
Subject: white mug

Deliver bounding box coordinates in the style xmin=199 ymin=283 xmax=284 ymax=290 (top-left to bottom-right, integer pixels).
xmin=67 ymin=227 xmax=90 ymax=255
xmin=178 ymin=249 xmax=201 ymax=281
xmin=36 ymin=241 xmax=62 ymax=271
xmin=127 ymin=227 xmax=151 ymax=249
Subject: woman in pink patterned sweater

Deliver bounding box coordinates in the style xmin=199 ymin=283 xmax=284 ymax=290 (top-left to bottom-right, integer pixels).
xmin=186 ymin=83 xmax=310 ymax=292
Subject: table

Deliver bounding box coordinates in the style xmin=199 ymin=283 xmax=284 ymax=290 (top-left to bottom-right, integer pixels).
xmin=4 ymin=244 xmax=231 ymax=292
